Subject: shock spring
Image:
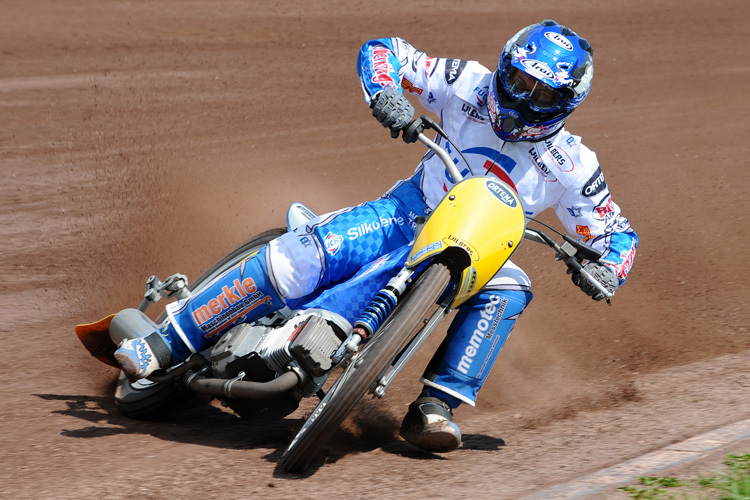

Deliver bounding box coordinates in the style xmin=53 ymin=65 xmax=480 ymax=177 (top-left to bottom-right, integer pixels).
xmin=354 ymin=288 xmax=399 ymax=339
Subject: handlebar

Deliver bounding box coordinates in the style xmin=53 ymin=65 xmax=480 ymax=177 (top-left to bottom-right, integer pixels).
xmin=524 ymin=228 xmax=614 ymax=300
xmin=404 ymin=115 xmax=615 ymax=302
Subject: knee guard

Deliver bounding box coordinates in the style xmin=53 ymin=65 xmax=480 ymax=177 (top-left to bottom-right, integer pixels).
xmin=421 ymin=289 xmax=532 ymax=408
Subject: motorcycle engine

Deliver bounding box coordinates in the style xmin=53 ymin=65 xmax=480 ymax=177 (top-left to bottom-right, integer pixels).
xmin=209 ymin=309 xmax=348 ymax=400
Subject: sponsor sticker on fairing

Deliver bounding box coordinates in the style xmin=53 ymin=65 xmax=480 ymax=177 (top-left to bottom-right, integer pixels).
xmin=444 ymin=234 xmax=480 ymax=261
xmin=485 ymin=179 xmax=518 ymax=208
xmin=410 ymin=240 xmax=442 ymax=263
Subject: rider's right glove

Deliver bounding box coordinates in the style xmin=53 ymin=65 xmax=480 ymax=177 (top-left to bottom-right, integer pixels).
xmin=371 ymin=88 xmax=415 ymax=139
xmin=571 ymin=262 xmax=619 ymax=301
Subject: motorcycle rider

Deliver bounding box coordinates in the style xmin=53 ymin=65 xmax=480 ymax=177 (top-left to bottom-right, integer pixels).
xmin=115 ymin=20 xmax=638 ymax=453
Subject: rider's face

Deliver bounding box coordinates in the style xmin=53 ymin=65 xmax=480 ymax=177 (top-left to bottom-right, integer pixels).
xmin=504 ymin=67 xmax=561 ymax=111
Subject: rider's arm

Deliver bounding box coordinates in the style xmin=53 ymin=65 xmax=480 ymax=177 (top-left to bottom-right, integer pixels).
xmin=552 ymin=137 xmax=638 ymax=288
xmin=356 ymin=37 xmax=455 ymax=114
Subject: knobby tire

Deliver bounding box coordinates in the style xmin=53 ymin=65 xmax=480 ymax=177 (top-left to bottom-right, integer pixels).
xmin=279 ymin=263 xmax=451 ymax=473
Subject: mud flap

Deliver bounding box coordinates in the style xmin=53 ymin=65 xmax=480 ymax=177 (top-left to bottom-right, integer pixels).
xmin=75 ymin=314 xmax=119 ymax=367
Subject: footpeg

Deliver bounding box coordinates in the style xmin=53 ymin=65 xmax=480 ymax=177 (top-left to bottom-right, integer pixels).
xmin=138 ymin=273 xmax=190 ymax=311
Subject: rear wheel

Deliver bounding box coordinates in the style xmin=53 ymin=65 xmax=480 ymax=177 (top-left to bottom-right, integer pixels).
xmin=279 ymin=263 xmax=451 ymax=473
xmin=114 ymin=228 xmax=286 ymax=419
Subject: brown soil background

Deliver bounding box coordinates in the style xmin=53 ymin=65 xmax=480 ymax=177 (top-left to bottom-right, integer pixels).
xmin=1 ymin=1 xmax=748 ymax=498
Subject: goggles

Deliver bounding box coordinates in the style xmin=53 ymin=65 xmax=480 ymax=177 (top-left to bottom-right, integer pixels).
xmin=498 ymin=64 xmax=570 ymax=114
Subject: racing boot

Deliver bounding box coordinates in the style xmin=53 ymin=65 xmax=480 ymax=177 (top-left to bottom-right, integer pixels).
xmin=115 ymin=332 xmax=172 ymax=382
xmin=114 ymin=247 xmax=285 ymax=381
xmin=399 ymin=394 xmax=462 ymax=453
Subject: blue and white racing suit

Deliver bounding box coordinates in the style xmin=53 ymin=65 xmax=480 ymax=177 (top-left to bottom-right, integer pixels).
xmin=167 ymin=37 xmax=638 ymax=409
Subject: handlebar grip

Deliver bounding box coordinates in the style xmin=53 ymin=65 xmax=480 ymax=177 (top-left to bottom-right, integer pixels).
xmin=572 ymin=260 xmax=615 ymax=299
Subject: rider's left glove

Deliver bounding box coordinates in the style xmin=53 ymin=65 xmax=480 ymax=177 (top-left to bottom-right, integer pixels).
xmin=371 ymin=88 xmax=415 ymax=139
xmin=571 ymin=262 xmax=618 ymax=301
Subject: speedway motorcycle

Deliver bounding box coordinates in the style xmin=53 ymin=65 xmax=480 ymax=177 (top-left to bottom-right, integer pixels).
xmin=75 ymin=116 xmax=614 ymax=473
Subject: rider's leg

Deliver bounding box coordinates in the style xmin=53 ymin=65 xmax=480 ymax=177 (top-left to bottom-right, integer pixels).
xmin=115 ymin=246 xmax=285 ymax=380
xmin=400 ymin=288 xmax=532 ymax=452
xmin=268 ymin=173 xmax=428 ymax=318
xmin=116 ymin=175 xmax=428 ymax=380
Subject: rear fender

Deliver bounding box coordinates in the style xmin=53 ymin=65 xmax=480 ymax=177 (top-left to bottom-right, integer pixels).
xmin=75 ymin=314 xmax=118 ymax=367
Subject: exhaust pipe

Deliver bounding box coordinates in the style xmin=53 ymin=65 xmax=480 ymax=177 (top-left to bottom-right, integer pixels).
xmin=183 ymin=370 xmax=305 ymax=399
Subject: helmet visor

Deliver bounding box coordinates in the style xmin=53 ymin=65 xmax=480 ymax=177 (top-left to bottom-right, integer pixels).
xmin=499 ymin=65 xmax=570 ymax=113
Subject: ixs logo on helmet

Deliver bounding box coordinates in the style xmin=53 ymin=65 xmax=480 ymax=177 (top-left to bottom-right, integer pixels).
xmin=324 ymin=232 xmax=344 ymax=256
xmin=544 ymin=32 xmax=574 ymax=51
xmin=485 ymin=179 xmax=518 ymax=208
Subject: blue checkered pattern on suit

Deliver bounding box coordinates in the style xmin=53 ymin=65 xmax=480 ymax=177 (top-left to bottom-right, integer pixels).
xmin=297 ymin=245 xmax=412 ymax=324
xmin=308 ymin=175 xmax=428 ymax=288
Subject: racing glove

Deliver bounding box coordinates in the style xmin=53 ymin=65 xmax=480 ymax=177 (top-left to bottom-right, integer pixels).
xmin=371 ymin=88 xmax=415 ymax=139
xmin=571 ymin=262 xmax=618 ymax=301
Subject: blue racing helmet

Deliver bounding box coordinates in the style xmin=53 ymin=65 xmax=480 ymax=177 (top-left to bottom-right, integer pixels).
xmin=487 ymin=20 xmax=594 ymax=142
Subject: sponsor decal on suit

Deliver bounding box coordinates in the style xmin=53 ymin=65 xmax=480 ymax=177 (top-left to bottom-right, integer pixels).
xmin=582 ymin=167 xmax=607 ymax=197
xmin=444 ymin=58 xmax=467 ymax=85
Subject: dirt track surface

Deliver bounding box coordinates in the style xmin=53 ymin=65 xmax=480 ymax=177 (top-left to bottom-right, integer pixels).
xmin=2 ymin=1 xmax=749 ymax=498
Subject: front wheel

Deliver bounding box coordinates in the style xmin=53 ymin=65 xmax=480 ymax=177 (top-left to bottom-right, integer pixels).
xmin=114 ymin=227 xmax=287 ymax=419
xmin=279 ymin=263 xmax=451 ymax=473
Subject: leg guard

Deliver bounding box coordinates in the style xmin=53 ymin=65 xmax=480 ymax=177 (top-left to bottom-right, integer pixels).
xmin=421 ymin=289 xmax=532 ymax=408
xmin=161 ymin=246 xmax=285 ymax=361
